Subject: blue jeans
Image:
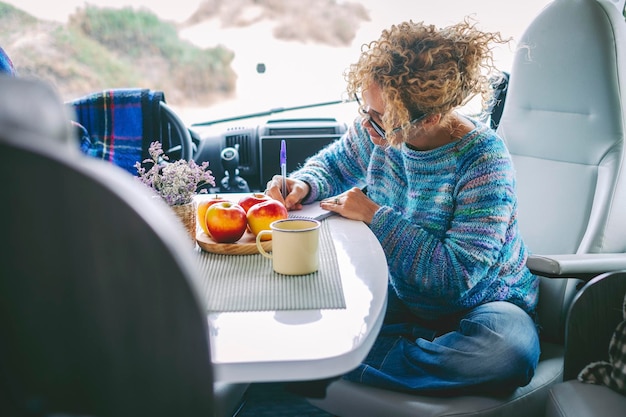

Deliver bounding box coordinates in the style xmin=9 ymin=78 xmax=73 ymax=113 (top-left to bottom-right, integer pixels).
xmin=344 ymin=291 xmax=540 ymax=394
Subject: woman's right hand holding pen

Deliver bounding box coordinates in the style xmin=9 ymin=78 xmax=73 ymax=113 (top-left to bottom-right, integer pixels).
xmin=266 ymin=175 xmax=309 ymax=210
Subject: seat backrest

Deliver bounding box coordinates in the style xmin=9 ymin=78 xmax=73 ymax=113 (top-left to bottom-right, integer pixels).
xmin=0 ymin=77 xmax=214 ymax=417
xmin=496 ymin=0 xmax=626 ymax=342
xmin=69 ymin=88 xmax=193 ymax=175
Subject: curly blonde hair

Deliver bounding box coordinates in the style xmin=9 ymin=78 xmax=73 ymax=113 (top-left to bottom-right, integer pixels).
xmin=346 ymin=18 xmax=509 ymax=145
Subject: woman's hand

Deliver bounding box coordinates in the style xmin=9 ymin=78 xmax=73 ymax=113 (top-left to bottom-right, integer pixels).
xmin=320 ymin=187 xmax=379 ymax=224
xmin=265 ymin=176 xmax=310 ymax=210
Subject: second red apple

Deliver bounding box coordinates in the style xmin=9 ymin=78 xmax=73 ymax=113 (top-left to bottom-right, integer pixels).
xmin=238 ymin=192 xmax=272 ymax=213
xmin=247 ymin=199 xmax=289 ymax=241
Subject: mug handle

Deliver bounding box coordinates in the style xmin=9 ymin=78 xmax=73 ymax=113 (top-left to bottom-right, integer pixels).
xmin=256 ymin=230 xmax=273 ymax=259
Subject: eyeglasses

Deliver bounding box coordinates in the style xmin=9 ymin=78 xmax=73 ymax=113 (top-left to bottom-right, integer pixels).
xmin=355 ymin=94 xmax=387 ymax=138
xmin=355 ymin=94 xmax=427 ymax=140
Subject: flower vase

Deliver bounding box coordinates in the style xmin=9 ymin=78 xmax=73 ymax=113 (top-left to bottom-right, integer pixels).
xmin=171 ymin=201 xmax=197 ymax=243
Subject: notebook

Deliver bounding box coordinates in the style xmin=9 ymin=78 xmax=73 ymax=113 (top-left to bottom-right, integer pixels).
xmin=288 ymin=203 xmax=335 ymax=221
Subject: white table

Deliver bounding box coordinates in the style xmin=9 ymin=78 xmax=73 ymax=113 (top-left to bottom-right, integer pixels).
xmin=198 ymin=194 xmax=388 ymax=383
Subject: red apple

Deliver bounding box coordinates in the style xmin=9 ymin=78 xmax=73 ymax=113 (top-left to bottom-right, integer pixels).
xmin=247 ymin=199 xmax=288 ymax=241
xmin=205 ymin=202 xmax=248 ymax=243
xmin=197 ymin=195 xmax=228 ymax=236
xmin=238 ymin=192 xmax=273 ymax=213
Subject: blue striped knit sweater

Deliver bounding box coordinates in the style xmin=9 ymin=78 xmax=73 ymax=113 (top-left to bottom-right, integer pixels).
xmin=291 ymin=117 xmax=538 ymax=321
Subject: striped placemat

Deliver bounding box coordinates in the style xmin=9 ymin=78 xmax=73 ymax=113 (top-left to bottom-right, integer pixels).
xmin=196 ymin=220 xmax=345 ymax=312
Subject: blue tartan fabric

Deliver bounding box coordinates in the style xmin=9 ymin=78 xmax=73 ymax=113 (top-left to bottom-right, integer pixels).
xmin=70 ymin=89 xmax=165 ymax=175
xmin=0 ymin=46 xmax=16 ymax=76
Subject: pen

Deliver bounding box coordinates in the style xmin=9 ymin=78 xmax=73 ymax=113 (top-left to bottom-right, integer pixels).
xmin=280 ymin=139 xmax=287 ymax=199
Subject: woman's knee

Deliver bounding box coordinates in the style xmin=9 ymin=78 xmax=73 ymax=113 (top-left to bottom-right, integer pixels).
xmin=466 ymin=302 xmax=540 ymax=383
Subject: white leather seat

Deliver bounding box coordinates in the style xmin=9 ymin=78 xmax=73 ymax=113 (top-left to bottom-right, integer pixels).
xmin=308 ymin=0 xmax=626 ymax=415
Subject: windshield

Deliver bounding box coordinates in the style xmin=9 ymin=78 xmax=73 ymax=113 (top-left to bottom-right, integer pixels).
xmin=2 ymin=0 xmax=553 ymax=126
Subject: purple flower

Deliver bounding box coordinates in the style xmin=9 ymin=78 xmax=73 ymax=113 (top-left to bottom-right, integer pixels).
xmin=134 ymin=141 xmax=215 ymax=206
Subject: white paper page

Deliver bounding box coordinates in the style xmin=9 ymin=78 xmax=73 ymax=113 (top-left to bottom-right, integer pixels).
xmin=288 ymin=203 xmax=335 ymax=221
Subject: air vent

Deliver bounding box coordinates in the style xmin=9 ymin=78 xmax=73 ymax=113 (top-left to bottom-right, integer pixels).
xmin=225 ymin=131 xmax=252 ymax=167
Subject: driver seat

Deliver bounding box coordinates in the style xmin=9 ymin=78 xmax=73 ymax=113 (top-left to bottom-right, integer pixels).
xmin=308 ymin=0 xmax=626 ymax=415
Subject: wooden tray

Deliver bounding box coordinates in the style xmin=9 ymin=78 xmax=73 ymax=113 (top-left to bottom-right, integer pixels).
xmin=196 ymin=230 xmax=272 ymax=255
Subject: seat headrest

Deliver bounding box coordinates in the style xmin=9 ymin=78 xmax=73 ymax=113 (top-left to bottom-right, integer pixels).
xmin=498 ymin=0 xmax=626 ymax=166
xmin=0 ymin=77 xmax=75 ymax=147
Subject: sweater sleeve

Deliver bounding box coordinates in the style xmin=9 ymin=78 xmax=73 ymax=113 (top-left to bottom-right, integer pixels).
xmin=290 ymin=118 xmax=372 ymax=203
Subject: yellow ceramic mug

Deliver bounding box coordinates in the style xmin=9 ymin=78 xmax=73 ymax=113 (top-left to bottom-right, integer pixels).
xmin=256 ymin=218 xmax=321 ymax=275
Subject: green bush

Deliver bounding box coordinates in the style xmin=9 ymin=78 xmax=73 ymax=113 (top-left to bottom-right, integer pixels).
xmin=69 ymin=6 xmax=180 ymax=59
xmin=0 ymin=2 xmax=236 ymax=105
xmin=67 ymin=5 xmax=236 ymax=103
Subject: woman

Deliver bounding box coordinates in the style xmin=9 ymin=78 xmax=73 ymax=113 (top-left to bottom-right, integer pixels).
xmin=266 ymin=18 xmax=539 ymax=394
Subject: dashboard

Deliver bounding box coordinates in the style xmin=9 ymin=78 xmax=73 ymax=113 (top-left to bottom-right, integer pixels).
xmin=193 ymin=117 xmax=348 ymax=193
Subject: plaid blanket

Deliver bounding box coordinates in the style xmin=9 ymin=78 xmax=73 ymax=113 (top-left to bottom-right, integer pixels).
xmin=70 ymin=89 xmax=164 ymax=175
xmin=0 ymin=46 xmax=15 ymax=76
xmin=578 ymin=292 xmax=626 ymax=396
